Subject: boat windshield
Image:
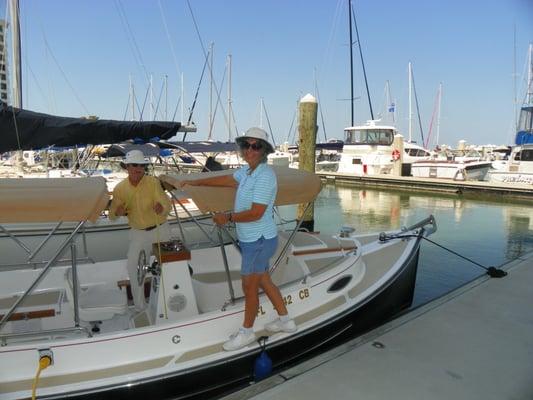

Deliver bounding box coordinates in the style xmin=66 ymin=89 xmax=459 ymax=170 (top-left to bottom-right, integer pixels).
xmin=344 ymin=129 xmax=394 ymax=145
xmin=515 ymin=149 xmax=533 ymax=161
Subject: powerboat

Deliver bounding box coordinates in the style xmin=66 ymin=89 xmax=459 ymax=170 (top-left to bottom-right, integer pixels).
xmin=0 ymin=167 xmax=436 ymax=400
xmin=410 ymin=159 xmax=492 ymax=181
xmin=337 ymin=120 xmax=398 ymax=175
xmin=488 ymin=144 xmax=533 ymax=185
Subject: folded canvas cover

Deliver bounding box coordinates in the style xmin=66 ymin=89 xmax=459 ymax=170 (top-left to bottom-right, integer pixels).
xmin=160 ymin=166 xmax=322 ymax=213
xmin=0 ymin=177 xmax=110 ymax=223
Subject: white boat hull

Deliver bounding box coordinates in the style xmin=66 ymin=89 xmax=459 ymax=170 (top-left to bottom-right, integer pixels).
xmin=0 ymin=222 xmax=433 ymax=400
xmin=411 ymin=160 xmax=491 ymax=181
xmin=488 ymin=170 xmax=533 ymax=185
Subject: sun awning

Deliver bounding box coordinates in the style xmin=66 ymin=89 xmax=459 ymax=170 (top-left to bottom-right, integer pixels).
xmin=160 ymin=166 xmax=322 ymax=213
xmin=0 ymin=177 xmax=110 ymax=223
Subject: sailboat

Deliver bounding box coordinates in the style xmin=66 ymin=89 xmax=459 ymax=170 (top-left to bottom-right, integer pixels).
xmin=336 ymin=0 xmax=397 ymax=176
xmin=0 ymin=167 xmax=437 ymax=400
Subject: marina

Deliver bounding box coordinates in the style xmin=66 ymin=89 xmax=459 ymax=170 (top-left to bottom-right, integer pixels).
xmin=0 ymin=0 xmax=531 ymax=399
xmin=316 ymin=171 xmax=533 ymax=200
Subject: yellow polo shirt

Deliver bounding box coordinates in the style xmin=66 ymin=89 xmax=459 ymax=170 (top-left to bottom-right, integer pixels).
xmin=109 ymin=175 xmax=171 ymax=230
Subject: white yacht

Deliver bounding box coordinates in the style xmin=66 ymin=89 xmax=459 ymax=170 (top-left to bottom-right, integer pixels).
xmin=337 ymin=120 xmax=399 ymax=175
xmin=488 ymin=144 xmax=533 ymax=185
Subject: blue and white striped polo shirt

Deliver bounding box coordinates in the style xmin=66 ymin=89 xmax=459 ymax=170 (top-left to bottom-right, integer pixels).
xmin=233 ymin=162 xmax=277 ymax=242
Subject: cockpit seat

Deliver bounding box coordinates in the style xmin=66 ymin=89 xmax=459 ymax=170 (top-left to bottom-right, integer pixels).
xmin=65 ymin=268 xmax=127 ymax=322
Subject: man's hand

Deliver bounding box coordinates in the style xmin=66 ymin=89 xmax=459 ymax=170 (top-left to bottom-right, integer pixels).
xmin=115 ymin=204 xmax=127 ymax=216
xmin=153 ymin=202 xmax=164 ymax=215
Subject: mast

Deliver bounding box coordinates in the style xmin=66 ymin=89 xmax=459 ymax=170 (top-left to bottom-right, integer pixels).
xmin=259 ymin=98 xmax=264 ymax=129
xmin=129 ymin=74 xmax=135 ymax=120
xmin=408 ymin=62 xmax=413 ymax=142
xmin=348 ymin=0 xmax=354 ymax=126
xmin=436 ymin=82 xmax=442 ymax=147
xmin=208 ymin=42 xmax=214 ymax=140
xmin=351 ymin=1 xmax=373 ymax=120
xmin=527 ymin=43 xmax=533 ymax=105
xmin=227 ymin=53 xmax=232 ymax=142
xmin=9 ymin=0 xmax=23 ymax=174
xmin=385 ymin=80 xmax=395 ymax=123
xmin=180 ymin=72 xmax=184 ymax=123
xmin=149 ymin=74 xmax=154 ymax=120
xmin=164 ymin=74 xmax=168 ymax=121
xmin=9 ymin=0 xmax=22 ymax=108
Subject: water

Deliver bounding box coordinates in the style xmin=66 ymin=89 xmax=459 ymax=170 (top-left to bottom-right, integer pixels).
xmin=282 ymin=183 xmax=533 ymax=307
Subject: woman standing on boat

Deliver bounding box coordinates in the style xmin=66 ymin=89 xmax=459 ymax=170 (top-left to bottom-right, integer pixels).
xmin=181 ymin=127 xmax=296 ymax=351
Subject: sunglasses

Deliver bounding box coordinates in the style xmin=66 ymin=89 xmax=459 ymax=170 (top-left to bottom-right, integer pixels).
xmin=239 ymin=141 xmax=263 ymax=151
xmin=127 ymin=163 xmax=145 ymax=168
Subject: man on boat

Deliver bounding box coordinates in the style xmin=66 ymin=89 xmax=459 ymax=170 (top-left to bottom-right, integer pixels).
xmin=109 ymin=150 xmax=172 ymax=312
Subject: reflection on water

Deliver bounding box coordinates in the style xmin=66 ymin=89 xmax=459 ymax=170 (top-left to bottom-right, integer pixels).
xmin=282 ymin=183 xmax=533 ymax=307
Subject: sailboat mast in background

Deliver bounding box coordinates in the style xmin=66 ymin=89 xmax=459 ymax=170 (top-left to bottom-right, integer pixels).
xmin=9 ymin=0 xmax=21 ymax=108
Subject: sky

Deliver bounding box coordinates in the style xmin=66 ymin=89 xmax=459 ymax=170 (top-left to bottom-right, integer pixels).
xmin=1 ymin=0 xmax=532 ymax=148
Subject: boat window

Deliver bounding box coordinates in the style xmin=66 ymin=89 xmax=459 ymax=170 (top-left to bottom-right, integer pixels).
xmin=517 ymin=106 xmax=533 ymax=133
xmin=520 ymin=150 xmax=533 ymax=161
xmin=344 ymin=129 xmax=394 ymax=145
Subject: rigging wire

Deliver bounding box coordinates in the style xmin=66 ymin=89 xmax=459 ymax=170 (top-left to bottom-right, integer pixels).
xmin=285 ymin=105 xmax=297 ymax=144
xmin=171 ymin=95 xmax=182 ymax=122
xmin=210 ymin=67 xmax=228 ymax=133
xmin=122 ymin=92 xmax=131 ymax=121
xmin=186 ymin=0 xmax=232 ymax=137
xmin=424 ymin=85 xmax=441 ymax=149
xmin=40 ymin=33 xmax=90 ymax=115
xmin=186 ymin=49 xmax=210 ymax=126
xmin=351 ymin=1 xmax=373 ymax=120
xmin=262 ymin=100 xmax=276 ymax=147
xmin=154 ymin=78 xmax=166 ymax=120
xmin=113 ymin=0 xmax=150 ymax=82
xmin=314 ymin=68 xmax=328 ymax=142
xmin=157 ymin=0 xmax=182 ymax=79
xmin=138 ymin=83 xmax=151 ymax=121
xmin=410 ymin=67 xmax=425 ymax=145
xmin=381 ymin=233 xmax=507 ymax=278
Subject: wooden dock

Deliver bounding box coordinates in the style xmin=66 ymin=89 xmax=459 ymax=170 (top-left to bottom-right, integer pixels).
xmin=316 ymin=171 xmax=533 ymax=200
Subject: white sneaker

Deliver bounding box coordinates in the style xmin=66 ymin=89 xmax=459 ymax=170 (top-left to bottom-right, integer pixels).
xmin=223 ymin=329 xmax=256 ymax=351
xmin=265 ymin=318 xmax=297 ymax=333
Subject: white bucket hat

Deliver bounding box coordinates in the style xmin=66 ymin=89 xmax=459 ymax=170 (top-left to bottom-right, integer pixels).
xmin=235 ymin=127 xmax=275 ymax=154
xmin=120 ymin=150 xmax=149 ymax=168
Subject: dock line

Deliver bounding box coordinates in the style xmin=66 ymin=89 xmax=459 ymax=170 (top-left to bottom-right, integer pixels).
xmin=379 ymin=233 xmax=508 ymax=278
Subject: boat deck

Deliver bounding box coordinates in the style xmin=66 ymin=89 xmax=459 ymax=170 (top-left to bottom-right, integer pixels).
xmin=317 ymin=172 xmax=533 ymax=200
xmin=223 ymin=250 xmax=533 ymax=400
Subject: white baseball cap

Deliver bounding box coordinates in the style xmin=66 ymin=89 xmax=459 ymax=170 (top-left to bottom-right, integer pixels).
xmin=235 ymin=127 xmax=275 ymax=154
xmin=120 ymin=150 xmax=149 ymax=168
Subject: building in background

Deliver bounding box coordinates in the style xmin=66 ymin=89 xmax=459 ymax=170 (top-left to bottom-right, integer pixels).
xmin=0 ymin=20 xmax=8 ymax=104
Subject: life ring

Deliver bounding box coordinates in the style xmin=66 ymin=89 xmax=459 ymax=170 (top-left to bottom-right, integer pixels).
xmin=392 ymin=149 xmax=401 ymax=161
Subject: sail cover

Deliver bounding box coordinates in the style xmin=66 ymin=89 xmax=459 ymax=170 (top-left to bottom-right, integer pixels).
xmin=160 ymin=166 xmax=322 ymax=213
xmin=0 ymin=177 xmax=110 ymax=223
xmin=0 ymin=105 xmax=182 ymax=153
